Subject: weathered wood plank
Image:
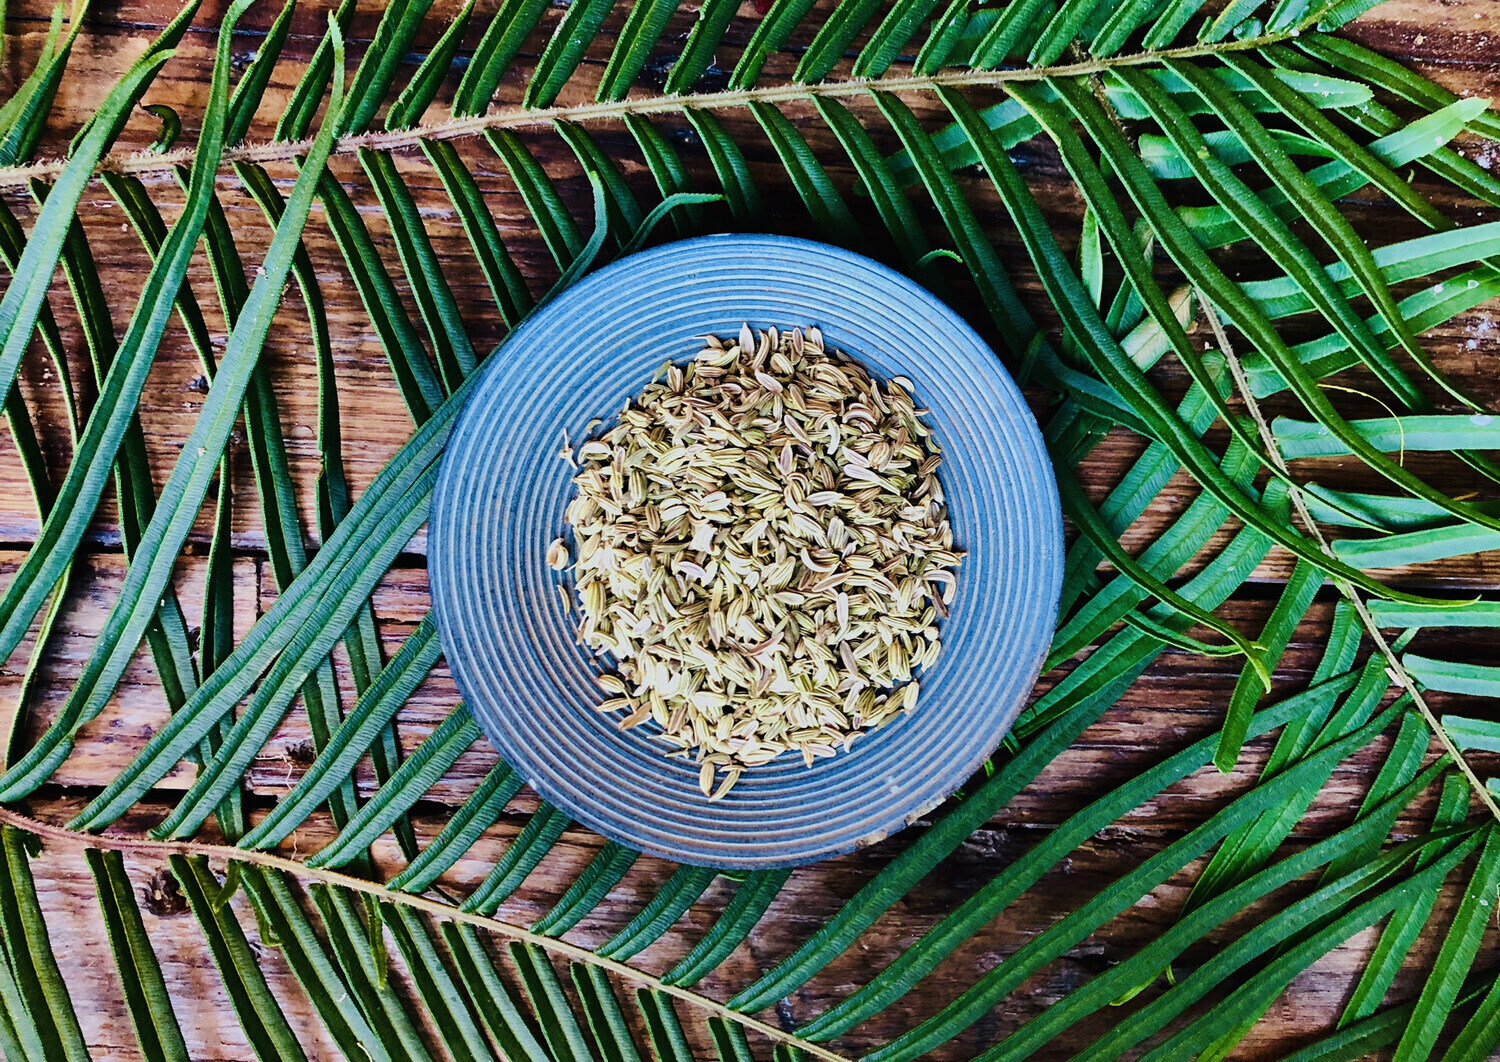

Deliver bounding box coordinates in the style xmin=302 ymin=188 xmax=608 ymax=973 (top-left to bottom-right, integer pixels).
xmin=33 ymin=559 xmax=1468 ymax=823
xmin=0 ymin=551 xmax=260 ymax=787
xmin=11 ymin=754 xmax=1490 ymax=1062
xmin=2 ymin=0 xmax=1500 ymax=1058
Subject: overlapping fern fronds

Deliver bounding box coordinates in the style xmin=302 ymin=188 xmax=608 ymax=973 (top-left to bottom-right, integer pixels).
xmin=2 ymin=0 xmax=1500 ymax=1057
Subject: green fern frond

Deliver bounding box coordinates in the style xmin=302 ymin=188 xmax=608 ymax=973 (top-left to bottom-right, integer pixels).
xmin=3 ymin=0 xmax=1500 ymax=1058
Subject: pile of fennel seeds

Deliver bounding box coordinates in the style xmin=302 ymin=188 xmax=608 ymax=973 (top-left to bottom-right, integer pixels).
xmin=554 ymin=325 xmax=960 ymax=799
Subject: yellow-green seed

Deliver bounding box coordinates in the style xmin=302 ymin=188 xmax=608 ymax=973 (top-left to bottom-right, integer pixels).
xmin=561 ymin=326 xmax=959 ymax=799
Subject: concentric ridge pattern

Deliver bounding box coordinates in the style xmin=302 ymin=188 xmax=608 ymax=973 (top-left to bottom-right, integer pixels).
xmin=430 ymin=235 xmax=1062 ymax=867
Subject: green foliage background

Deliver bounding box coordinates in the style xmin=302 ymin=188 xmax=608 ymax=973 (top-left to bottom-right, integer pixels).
xmin=2 ymin=0 xmax=1500 ymax=1058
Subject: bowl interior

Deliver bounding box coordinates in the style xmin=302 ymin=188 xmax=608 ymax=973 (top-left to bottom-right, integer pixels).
xmin=429 ymin=235 xmax=1062 ymax=868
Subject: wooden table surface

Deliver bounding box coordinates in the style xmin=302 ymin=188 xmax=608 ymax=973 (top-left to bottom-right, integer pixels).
xmin=2 ymin=0 xmax=1500 ymax=1058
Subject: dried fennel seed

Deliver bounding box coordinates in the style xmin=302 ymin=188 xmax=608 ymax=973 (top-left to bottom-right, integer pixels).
xmin=559 ymin=324 xmax=960 ymax=800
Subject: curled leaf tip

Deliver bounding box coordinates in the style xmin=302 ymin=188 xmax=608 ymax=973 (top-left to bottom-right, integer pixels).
xmin=1249 ymin=651 xmax=1274 ymax=693
xmin=916 ymin=247 xmax=963 ymax=268
xmin=141 ymin=102 xmax=181 ymax=153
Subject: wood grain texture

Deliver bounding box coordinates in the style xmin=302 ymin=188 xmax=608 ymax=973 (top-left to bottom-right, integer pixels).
xmin=2 ymin=0 xmax=1500 ymax=1058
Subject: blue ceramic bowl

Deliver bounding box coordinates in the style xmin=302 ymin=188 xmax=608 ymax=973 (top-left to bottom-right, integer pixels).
xmin=429 ymin=235 xmax=1061 ymax=868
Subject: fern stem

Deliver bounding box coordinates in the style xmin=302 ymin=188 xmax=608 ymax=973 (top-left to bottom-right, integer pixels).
xmin=1201 ymin=295 xmax=1500 ymax=826
xmin=0 ymin=804 xmax=853 ymax=1062
xmin=0 ymin=26 xmax=1314 ymax=192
